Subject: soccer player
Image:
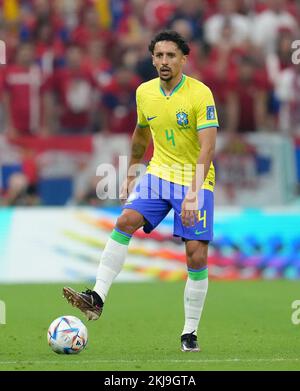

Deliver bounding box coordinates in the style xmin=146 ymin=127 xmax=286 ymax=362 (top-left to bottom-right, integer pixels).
xmin=63 ymin=30 xmax=218 ymax=352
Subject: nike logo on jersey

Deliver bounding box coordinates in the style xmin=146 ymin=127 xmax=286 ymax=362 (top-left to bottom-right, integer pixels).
xmin=195 ymin=229 xmax=208 ymax=235
xmin=147 ymin=116 xmax=157 ymax=121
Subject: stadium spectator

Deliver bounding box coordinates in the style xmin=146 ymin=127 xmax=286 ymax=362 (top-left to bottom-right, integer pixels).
xmin=82 ymin=40 xmax=112 ymax=89
xmin=44 ymin=44 xmax=99 ymax=135
xmin=32 ymin=21 xmax=65 ymax=75
xmin=51 ymin=0 xmax=82 ymax=32
xmin=19 ymin=0 xmax=67 ymax=43
xmin=167 ymin=0 xmax=204 ymax=42
xmin=199 ymin=18 xmax=252 ymax=130
xmin=81 ymin=40 xmax=113 ymax=132
xmin=0 ymin=148 xmax=39 ymax=206
xmin=2 ymin=42 xmax=49 ymax=138
xmin=100 ymin=66 xmax=141 ymax=135
xmin=71 ymin=4 xmax=112 ymax=52
xmin=275 ymin=62 xmax=300 ymax=135
xmin=143 ymin=0 xmax=177 ymax=32
xmin=251 ymin=0 xmax=298 ymax=54
xmin=265 ymin=27 xmax=296 ymax=127
xmin=135 ymin=29 xmax=158 ymax=82
xmin=225 ymin=54 xmax=271 ymax=134
xmin=168 ymin=18 xmax=203 ymax=79
xmin=116 ymin=0 xmax=149 ymax=48
xmin=0 ymin=64 xmax=5 ymax=133
xmin=111 ymin=1 xmax=155 ymax=74
xmin=204 ymin=0 xmax=251 ymax=47
xmin=266 ymin=27 xmax=295 ymax=86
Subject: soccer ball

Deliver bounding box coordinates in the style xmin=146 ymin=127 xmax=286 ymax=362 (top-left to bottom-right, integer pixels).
xmin=47 ymin=315 xmax=88 ymax=354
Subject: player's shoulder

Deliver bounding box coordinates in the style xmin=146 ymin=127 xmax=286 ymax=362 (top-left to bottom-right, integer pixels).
xmin=136 ymin=78 xmax=159 ymax=95
xmin=185 ymin=75 xmax=213 ymax=95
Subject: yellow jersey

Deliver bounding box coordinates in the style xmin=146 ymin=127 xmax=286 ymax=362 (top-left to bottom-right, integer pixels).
xmin=136 ymin=74 xmax=219 ymax=190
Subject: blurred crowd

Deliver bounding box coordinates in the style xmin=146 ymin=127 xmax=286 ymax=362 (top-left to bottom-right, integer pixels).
xmin=0 ymin=0 xmax=299 ymax=137
xmin=0 ymin=0 xmax=299 ymax=205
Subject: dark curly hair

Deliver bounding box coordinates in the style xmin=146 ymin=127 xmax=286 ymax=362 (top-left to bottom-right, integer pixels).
xmin=148 ymin=30 xmax=190 ymax=55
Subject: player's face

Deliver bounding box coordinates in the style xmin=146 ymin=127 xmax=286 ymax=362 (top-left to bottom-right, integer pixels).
xmin=152 ymin=41 xmax=187 ymax=82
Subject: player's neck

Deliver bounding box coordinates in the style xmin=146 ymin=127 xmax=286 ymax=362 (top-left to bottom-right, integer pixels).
xmin=160 ymin=73 xmax=183 ymax=96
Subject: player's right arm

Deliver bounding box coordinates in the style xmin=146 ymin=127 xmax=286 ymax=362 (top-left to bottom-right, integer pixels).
xmin=119 ymin=124 xmax=151 ymax=202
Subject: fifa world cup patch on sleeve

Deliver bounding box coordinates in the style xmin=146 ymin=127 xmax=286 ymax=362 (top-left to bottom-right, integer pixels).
xmin=206 ymin=106 xmax=216 ymax=120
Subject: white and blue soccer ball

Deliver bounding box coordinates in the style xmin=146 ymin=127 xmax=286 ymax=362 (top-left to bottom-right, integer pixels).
xmin=47 ymin=315 xmax=88 ymax=354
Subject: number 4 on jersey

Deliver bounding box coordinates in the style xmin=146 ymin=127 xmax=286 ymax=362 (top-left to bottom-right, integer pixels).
xmin=165 ymin=129 xmax=175 ymax=146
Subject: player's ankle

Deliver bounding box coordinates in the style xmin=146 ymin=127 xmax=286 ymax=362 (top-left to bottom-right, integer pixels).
xmin=91 ymin=291 xmax=103 ymax=307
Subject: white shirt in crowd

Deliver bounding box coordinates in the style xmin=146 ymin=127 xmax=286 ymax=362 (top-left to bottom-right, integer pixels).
xmin=251 ymin=9 xmax=298 ymax=54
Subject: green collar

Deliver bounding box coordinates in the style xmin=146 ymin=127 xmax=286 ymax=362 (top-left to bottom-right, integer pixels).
xmin=159 ymin=74 xmax=186 ymax=97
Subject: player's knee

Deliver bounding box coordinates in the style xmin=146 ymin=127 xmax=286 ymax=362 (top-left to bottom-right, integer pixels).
xmin=116 ymin=212 xmax=143 ymax=235
xmin=187 ymin=248 xmax=207 ymax=269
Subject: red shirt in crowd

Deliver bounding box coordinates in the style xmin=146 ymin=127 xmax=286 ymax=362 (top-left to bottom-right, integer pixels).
xmin=3 ymin=64 xmax=46 ymax=134
xmin=101 ymin=73 xmax=141 ymax=134
xmin=228 ymin=69 xmax=271 ymax=132
xmin=82 ymin=57 xmax=112 ymax=89
xmin=71 ymin=26 xmax=112 ymax=51
xmin=45 ymin=67 xmax=97 ymax=130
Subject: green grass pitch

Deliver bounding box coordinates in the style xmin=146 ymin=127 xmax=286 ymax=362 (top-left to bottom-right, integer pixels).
xmin=0 ymin=280 xmax=300 ymax=371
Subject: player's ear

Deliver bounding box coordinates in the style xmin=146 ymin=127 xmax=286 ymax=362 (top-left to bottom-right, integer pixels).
xmin=181 ymin=55 xmax=187 ymax=66
xmin=152 ymin=55 xmax=155 ymax=67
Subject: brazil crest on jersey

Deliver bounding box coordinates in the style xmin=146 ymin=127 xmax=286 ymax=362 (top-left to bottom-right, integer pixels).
xmin=136 ymin=74 xmax=219 ymax=189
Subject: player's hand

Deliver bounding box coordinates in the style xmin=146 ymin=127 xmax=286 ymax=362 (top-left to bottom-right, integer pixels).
xmin=119 ymin=176 xmax=136 ymax=204
xmin=181 ymin=191 xmax=199 ymax=227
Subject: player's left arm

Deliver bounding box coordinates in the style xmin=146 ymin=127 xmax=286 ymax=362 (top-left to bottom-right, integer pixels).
xmin=181 ymin=127 xmax=217 ymax=227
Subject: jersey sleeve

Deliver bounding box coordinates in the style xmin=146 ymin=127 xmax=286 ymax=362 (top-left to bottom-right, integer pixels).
xmin=136 ymin=87 xmax=148 ymax=128
xmin=196 ymin=86 xmax=219 ymax=131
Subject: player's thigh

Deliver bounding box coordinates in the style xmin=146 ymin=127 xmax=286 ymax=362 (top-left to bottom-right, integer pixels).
xmin=116 ymin=209 xmax=145 ymax=234
xmin=185 ymin=240 xmax=209 ymax=269
xmin=124 ymin=199 xmax=171 ymax=233
xmin=123 ymin=174 xmax=172 ymax=233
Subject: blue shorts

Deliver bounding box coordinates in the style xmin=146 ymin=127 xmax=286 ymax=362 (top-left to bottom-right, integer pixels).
xmin=123 ymin=174 xmax=214 ymax=241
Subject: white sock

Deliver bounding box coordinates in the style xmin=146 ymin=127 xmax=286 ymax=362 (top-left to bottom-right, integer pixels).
xmin=93 ymin=229 xmax=131 ymax=302
xmin=182 ymin=277 xmax=208 ymax=336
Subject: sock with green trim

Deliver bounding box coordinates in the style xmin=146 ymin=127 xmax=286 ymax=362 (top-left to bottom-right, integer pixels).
xmin=93 ymin=228 xmax=132 ymax=302
xmin=182 ymin=266 xmax=208 ymax=336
